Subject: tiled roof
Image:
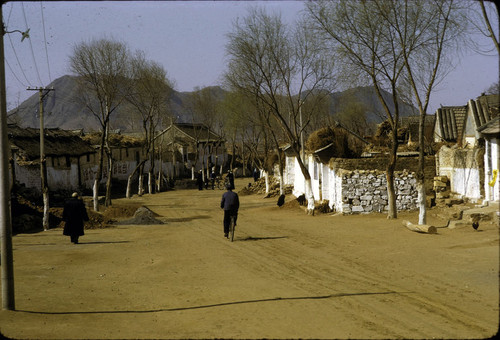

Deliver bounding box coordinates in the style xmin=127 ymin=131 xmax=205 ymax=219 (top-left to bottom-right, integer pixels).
xmin=470 ymin=94 xmax=499 ymax=129
xmin=8 ymin=125 xmax=95 ymax=161
xmin=435 ymin=106 xmax=467 ymax=142
xmin=477 ymin=116 xmax=500 ymax=135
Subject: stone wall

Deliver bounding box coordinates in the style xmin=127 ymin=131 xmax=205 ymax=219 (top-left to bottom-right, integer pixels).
xmin=339 ymin=169 xmax=418 ymax=214
xmin=330 ymin=155 xmax=435 ymax=193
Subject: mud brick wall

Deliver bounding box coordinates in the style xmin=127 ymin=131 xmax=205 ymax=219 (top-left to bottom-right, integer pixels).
xmin=340 ymin=169 xmax=418 ymax=214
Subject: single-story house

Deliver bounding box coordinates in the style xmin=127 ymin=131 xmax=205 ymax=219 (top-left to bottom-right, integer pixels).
xmin=434 ymin=94 xmax=499 ymax=202
xmin=155 ymin=123 xmax=227 ymax=178
xmin=8 ymin=124 xmax=96 ymax=192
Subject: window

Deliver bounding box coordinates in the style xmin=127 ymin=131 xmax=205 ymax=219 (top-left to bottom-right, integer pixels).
xmin=66 ymin=156 xmax=71 ymax=167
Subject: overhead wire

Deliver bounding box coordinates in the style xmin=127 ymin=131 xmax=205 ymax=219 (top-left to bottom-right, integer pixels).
xmin=6 ymin=28 xmax=32 ymax=87
xmin=4 ymin=2 xmax=32 ymax=87
xmin=5 ymin=59 xmax=28 ymax=88
xmin=21 ymin=1 xmax=43 ymax=86
xmin=40 ymin=1 xmax=52 ymax=84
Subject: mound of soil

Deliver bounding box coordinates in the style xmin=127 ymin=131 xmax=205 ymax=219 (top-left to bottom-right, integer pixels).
xmin=116 ymin=206 xmax=164 ymax=225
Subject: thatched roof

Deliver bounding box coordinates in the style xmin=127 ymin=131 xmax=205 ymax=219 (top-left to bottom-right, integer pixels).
xmin=8 ymin=125 xmax=95 ymax=161
xmin=82 ymin=132 xmax=145 ymax=148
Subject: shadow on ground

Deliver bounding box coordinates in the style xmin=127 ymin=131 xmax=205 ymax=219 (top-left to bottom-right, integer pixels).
xmin=15 ymin=290 xmax=412 ymax=315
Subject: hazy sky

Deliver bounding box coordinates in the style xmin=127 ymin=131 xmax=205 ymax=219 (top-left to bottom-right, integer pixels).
xmin=3 ymin=1 xmax=499 ymax=113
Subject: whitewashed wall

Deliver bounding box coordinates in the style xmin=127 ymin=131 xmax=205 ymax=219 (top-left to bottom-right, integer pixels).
xmin=437 ymin=146 xmax=482 ymax=201
xmin=484 ymin=137 xmax=499 ymax=202
xmin=292 ymin=157 xmax=306 ymax=198
xmin=284 ymin=155 xmax=295 ymax=185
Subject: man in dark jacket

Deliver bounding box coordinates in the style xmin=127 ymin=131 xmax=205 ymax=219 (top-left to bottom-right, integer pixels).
xmin=226 ymin=170 xmax=235 ymax=190
xmin=220 ymin=183 xmax=239 ymax=238
xmin=63 ymin=192 xmax=89 ymax=244
xmin=196 ymin=170 xmax=204 ymax=190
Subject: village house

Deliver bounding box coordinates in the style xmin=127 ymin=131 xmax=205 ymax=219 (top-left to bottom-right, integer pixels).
xmin=8 ymin=124 xmax=96 ymax=192
xmin=433 ymin=94 xmax=499 ymax=202
xmin=155 ymin=123 xmax=227 ymax=178
xmin=284 ymin=143 xmax=436 ymax=214
xmin=81 ymin=132 xmax=146 ymax=189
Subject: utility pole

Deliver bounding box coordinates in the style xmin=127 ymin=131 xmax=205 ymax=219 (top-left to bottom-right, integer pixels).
xmin=1 ymin=5 xmax=15 ymax=311
xmin=27 ymin=87 xmax=54 ymax=231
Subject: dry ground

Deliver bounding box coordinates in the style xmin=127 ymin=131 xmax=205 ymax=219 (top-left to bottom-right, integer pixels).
xmin=1 ymin=177 xmax=499 ymax=339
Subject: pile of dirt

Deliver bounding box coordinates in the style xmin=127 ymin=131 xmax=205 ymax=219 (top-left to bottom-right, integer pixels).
xmin=116 ymin=206 xmax=164 ymax=225
xmin=281 ymin=196 xmax=301 ymax=210
xmin=102 ymin=203 xmax=143 ymax=219
xmin=11 ymin=191 xmax=118 ymax=233
xmin=86 ymin=210 xmax=117 ymax=229
xmin=240 ymin=176 xmax=293 ymax=197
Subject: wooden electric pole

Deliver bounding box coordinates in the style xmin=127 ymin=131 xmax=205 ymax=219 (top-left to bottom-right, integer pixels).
xmin=27 ymin=87 xmax=54 ymax=231
xmin=0 ymin=5 xmax=15 ymax=311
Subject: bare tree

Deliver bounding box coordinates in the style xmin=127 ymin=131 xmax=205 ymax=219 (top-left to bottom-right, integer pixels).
xmin=468 ymin=0 xmax=500 ymax=55
xmin=375 ymin=0 xmax=469 ymax=224
xmin=70 ymin=38 xmax=131 ymax=211
xmin=225 ymin=7 xmax=335 ymax=214
xmin=189 ymin=87 xmax=223 ymax=180
xmin=307 ymin=1 xmax=409 ymax=219
xmin=126 ymin=51 xmax=173 ymax=195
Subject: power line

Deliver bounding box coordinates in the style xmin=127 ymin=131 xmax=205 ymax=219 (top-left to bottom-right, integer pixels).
xmin=4 ymin=3 xmax=32 ymax=87
xmin=4 ymin=58 xmax=27 ymax=88
xmin=39 ymin=1 xmax=52 ymax=84
xmin=6 ymin=33 xmax=32 ymax=87
xmin=21 ymin=2 xmax=43 ymax=85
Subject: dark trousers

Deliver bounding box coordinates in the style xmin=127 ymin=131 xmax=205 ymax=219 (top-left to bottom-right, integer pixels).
xmin=223 ymin=209 xmax=238 ymax=234
xmin=70 ymin=235 xmax=79 ymax=244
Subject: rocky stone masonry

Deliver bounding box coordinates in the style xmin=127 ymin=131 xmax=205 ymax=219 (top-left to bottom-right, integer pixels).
xmin=341 ymin=169 xmax=418 ymax=214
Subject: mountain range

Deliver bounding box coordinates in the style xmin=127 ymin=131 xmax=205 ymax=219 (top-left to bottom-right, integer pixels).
xmin=7 ymin=75 xmax=418 ymax=132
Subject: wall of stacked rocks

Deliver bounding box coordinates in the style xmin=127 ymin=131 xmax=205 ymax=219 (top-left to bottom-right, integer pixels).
xmin=339 ymin=169 xmax=418 ymax=214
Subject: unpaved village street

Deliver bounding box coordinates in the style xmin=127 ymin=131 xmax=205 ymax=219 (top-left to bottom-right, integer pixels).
xmin=1 ymin=177 xmax=499 ymax=339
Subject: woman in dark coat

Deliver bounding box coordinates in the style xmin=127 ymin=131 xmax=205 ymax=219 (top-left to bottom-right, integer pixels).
xmin=63 ymin=192 xmax=89 ymax=244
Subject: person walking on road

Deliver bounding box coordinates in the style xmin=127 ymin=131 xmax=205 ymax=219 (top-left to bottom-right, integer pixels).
xmin=220 ymin=183 xmax=239 ymax=239
xmin=196 ymin=170 xmax=204 ymax=190
xmin=226 ymin=170 xmax=235 ymax=190
xmin=63 ymin=192 xmax=89 ymax=244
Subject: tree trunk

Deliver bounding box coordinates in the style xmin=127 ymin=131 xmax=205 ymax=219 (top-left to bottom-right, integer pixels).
xmin=126 ymin=160 xmax=146 ymax=198
xmin=417 ymin=112 xmax=427 ymax=225
xmin=417 ymin=182 xmax=426 ymax=225
xmin=148 ymin=171 xmax=153 ymax=194
xmin=42 ymin=187 xmax=49 ymax=231
xmin=305 ymin=178 xmax=315 ymax=215
xmin=126 ymin=175 xmax=133 ymax=199
xmin=92 ymin=128 xmax=106 ymax=212
xmin=294 ymin=148 xmax=315 ymax=215
xmin=403 ymin=220 xmax=437 ymax=234
xmin=105 ymin=154 xmax=113 ymax=207
xmin=138 ymin=163 xmax=145 ymax=196
xmin=277 ymin=151 xmax=284 ymax=196
xmin=263 ymin=170 xmax=270 ymax=195
xmin=93 ymin=179 xmax=99 ymax=211
xmin=386 ymin=129 xmax=398 ymax=219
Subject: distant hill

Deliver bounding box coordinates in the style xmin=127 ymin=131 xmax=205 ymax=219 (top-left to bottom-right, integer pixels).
xmin=8 ymin=75 xmax=417 ymax=132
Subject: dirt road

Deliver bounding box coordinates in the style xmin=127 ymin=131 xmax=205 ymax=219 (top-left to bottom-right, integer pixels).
xmin=1 ymin=177 xmax=498 ymax=339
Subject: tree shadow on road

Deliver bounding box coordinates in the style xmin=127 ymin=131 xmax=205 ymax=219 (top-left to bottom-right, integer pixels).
xmin=239 ymin=236 xmax=288 ymax=241
xmin=162 ymin=215 xmax=211 ymax=223
xmin=15 ymin=290 xmax=412 ymax=315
